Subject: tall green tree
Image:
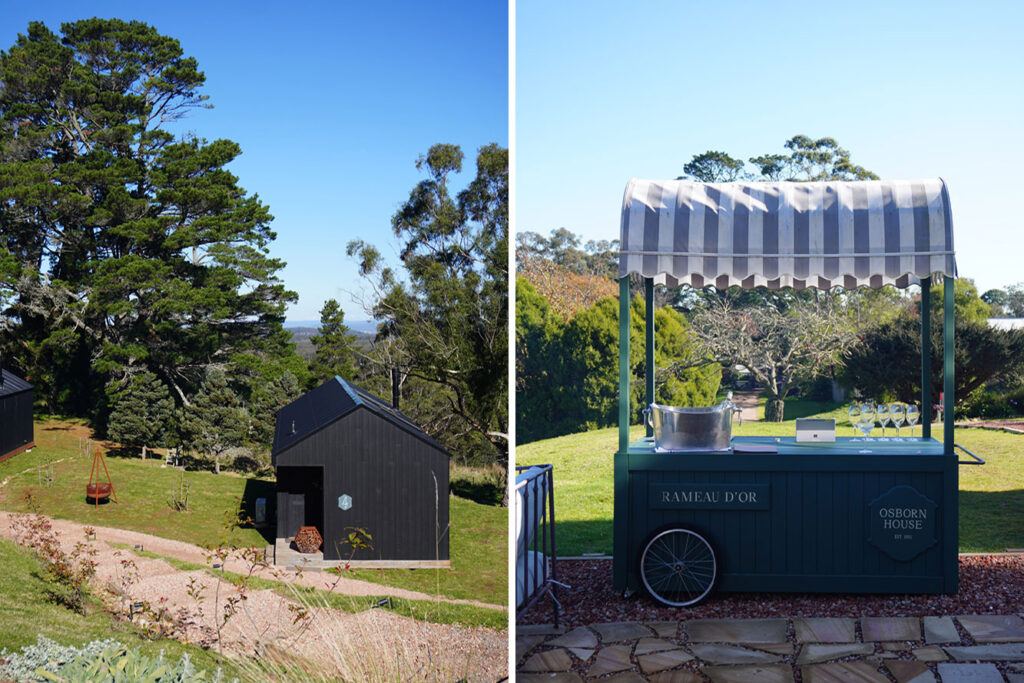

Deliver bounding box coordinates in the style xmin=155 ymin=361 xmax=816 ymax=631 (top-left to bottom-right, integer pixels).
xmin=0 ymin=19 xmax=296 ymax=421
xmin=179 ymin=369 xmax=248 ymax=474
xmin=309 ymin=298 xmax=358 ymax=384
xmin=348 ymin=143 xmax=508 ymax=468
xmin=106 ymin=371 xmax=174 ymax=458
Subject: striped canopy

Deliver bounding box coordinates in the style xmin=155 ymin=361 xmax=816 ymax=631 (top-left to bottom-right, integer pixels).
xmin=619 ymin=178 xmax=956 ymax=290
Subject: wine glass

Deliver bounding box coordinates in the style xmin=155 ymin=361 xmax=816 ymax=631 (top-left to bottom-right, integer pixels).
xmin=848 ymin=403 xmax=862 ymax=439
xmin=877 ymin=403 xmax=891 ymax=438
xmin=890 ymin=403 xmax=905 ymax=439
xmin=906 ymin=404 xmax=920 ymax=437
xmin=858 ymin=402 xmax=876 ymax=439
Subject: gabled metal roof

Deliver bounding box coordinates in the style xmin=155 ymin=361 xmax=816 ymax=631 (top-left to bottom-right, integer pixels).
xmin=0 ymin=369 xmax=33 ymax=398
xmin=272 ymin=376 xmax=450 ymax=458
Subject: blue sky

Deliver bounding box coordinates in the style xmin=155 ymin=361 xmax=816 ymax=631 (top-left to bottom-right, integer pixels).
xmin=0 ymin=0 xmax=508 ymax=322
xmin=516 ymin=0 xmax=1023 ymax=296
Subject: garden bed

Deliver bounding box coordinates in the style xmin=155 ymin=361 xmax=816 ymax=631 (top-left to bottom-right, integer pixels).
xmin=518 ymin=555 xmax=1024 ymax=629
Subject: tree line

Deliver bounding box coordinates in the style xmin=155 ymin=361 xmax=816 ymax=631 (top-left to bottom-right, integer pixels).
xmin=0 ymin=19 xmax=507 ymax=473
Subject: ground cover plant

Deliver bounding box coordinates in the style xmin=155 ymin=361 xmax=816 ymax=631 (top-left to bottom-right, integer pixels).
xmin=516 ymin=398 xmax=1024 ymax=555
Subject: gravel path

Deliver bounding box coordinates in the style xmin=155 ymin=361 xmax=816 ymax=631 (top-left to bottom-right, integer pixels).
xmin=3 ymin=512 xmax=508 ymax=681
xmin=519 ymin=556 xmax=1024 ymax=629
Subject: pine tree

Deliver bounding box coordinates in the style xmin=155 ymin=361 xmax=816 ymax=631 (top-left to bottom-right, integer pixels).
xmin=179 ymin=370 xmax=248 ymax=474
xmin=309 ymin=299 xmax=358 ymax=384
xmin=107 ymin=372 xmax=175 ymax=458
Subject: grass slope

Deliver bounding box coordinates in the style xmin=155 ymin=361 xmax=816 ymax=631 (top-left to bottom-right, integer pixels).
xmin=0 ymin=538 xmax=235 ymax=677
xmin=1 ymin=419 xmax=507 ymax=609
xmin=517 ymin=398 xmax=1024 ymax=555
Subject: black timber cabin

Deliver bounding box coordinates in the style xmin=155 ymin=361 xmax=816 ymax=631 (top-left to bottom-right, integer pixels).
xmin=272 ymin=376 xmax=450 ymax=567
xmin=0 ymin=356 xmax=34 ymax=463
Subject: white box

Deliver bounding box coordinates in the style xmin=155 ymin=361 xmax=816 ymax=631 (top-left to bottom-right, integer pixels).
xmin=796 ymin=418 xmax=836 ymax=442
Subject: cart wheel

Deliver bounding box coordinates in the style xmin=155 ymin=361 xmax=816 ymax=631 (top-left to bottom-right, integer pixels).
xmin=639 ymin=527 xmax=717 ymax=607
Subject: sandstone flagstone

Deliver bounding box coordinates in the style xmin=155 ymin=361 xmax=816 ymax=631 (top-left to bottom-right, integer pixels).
xmin=634 ymin=638 xmax=680 ymax=655
xmin=638 ymin=649 xmax=695 ymax=674
xmin=518 ymin=674 xmax=584 ymax=683
xmin=646 ymin=621 xmax=680 ymax=638
xmin=649 ymin=671 xmax=702 ymax=683
xmin=802 ymin=661 xmax=890 ymax=682
xmin=603 ymin=673 xmax=647 ymax=683
xmin=912 ymin=646 xmax=948 ymax=662
xmin=797 ymin=643 xmax=874 ymax=665
xmin=587 ymin=645 xmax=634 ymax=677
xmin=936 ymin=663 xmax=1004 ymax=682
xmin=885 ymin=660 xmax=935 ymax=683
xmin=517 ymin=635 xmax=546 ymax=664
xmin=687 ymin=618 xmax=788 ymax=643
xmin=703 ymin=664 xmax=795 ymax=683
xmin=547 ymin=627 xmax=598 ymax=649
xmin=568 ymin=648 xmax=594 ymax=661
xmin=957 ymin=614 xmax=1024 ymax=643
xmin=592 ymin=621 xmax=653 ymax=642
xmin=923 ymin=616 xmax=960 ymax=644
xmin=944 ymin=643 xmax=1024 ymax=661
xmin=794 ymin=617 xmax=857 ymax=643
xmin=520 ymin=649 xmax=573 ymax=672
xmin=861 ymin=617 xmax=921 ymax=642
xmin=690 ymin=643 xmax=779 ymax=665
xmin=755 ymin=643 xmax=795 ymax=655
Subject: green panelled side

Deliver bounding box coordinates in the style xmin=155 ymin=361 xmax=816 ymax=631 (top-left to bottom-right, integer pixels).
xmin=921 ymin=277 xmax=932 ymax=440
xmin=944 ymin=276 xmax=955 ymax=455
xmin=619 ymin=447 xmax=957 ymax=595
xmin=619 ymin=277 xmax=630 ymax=454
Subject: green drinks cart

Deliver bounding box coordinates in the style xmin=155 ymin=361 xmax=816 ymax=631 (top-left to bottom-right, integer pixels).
xmin=613 ymin=178 xmax=982 ymax=606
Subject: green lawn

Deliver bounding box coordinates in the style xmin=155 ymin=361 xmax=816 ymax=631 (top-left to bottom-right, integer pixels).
xmin=517 ymin=398 xmax=1024 ymax=555
xmin=1 ymin=419 xmax=507 ymax=610
xmin=0 ymin=537 xmax=237 ymax=678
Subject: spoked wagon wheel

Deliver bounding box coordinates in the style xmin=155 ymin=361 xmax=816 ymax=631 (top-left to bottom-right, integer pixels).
xmin=640 ymin=527 xmax=717 ymax=607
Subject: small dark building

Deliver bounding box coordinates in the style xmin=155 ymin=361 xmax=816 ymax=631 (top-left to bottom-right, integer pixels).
xmin=0 ymin=358 xmax=35 ymax=463
xmin=272 ymin=376 xmax=450 ymax=567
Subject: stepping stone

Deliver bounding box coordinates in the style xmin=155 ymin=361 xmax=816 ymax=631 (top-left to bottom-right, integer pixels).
xmin=517 ymin=635 xmax=546 ymax=664
xmin=568 ymin=648 xmax=594 ymax=661
xmin=957 ymin=614 xmax=1024 ymax=643
xmin=756 ymin=644 xmax=795 ymax=655
xmin=1008 ymin=674 xmax=1024 ymax=683
xmin=649 ymin=671 xmax=702 ymax=683
xmin=520 ymin=649 xmax=573 ymax=672
xmin=882 ymin=642 xmax=908 ymax=652
xmin=647 ymin=621 xmax=680 ymax=638
xmin=885 ymin=660 xmax=935 ymax=683
xmin=861 ymin=617 xmax=921 ymax=642
xmin=587 ymin=645 xmax=634 ymax=677
xmin=936 ymin=663 xmax=1004 ymax=682
xmin=604 ymin=674 xmax=646 ymax=683
xmin=704 ymin=664 xmax=795 ymax=683
xmin=638 ymin=649 xmax=695 ymax=674
xmin=944 ymin=643 xmax=1024 ymax=661
xmin=690 ymin=643 xmax=780 ymax=665
xmin=802 ymin=661 xmax=890 ymax=682
xmin=795 ymin=617 xmax=857 ymax=643
xmin=923 ymin=616 xmax=960 ymax=644
xmin=519 ymin=623 xmax=566 ymax=636
xmin=687 ymin=618 xmax=789 ymax=643
xmin=592 ymin=621 xmax=653 ymax=642
xmin=912 ymin=646 xmax=947 ymax=662
xmin=518 ymin=675 xmax=584 ymax=683
xmin=635 ymin=638 xmax=679 ymax=655
xmin=548 ymin=627 xmax=598 ymax=649
xmin=797 ymin=643 xmax=874 ymax=665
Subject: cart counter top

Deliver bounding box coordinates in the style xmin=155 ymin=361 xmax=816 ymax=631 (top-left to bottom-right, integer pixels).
xmin=624 ymin=436 xmax=946 ymax=457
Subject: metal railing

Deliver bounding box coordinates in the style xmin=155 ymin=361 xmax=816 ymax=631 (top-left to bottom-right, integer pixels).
xmin=515 ymin=464 xmax=561 ymax=627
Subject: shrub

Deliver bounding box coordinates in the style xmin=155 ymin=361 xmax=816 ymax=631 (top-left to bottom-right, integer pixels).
xmin=450 ymin=464 xmax=505 ymax=506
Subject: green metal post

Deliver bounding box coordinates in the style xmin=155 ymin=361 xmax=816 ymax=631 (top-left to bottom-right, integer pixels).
xmin=619 ymin=277 xmax=631 ymax=453
xmin=921 ymin=278 xmax=931 ymax=440
xmin=645 ymin=278 xmax=655 ymax=437
xmin=943 ymin=276 xmax=955 ymax=455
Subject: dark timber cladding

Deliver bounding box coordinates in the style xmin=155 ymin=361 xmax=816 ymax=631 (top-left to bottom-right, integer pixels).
xmin=272 ymin=377 xmax=450 ymax=563
xmin=0 ymin=367 xmax=35 ymax=462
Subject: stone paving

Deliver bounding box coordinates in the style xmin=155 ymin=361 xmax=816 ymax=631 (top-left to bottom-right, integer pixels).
xmin=517 ymin=615 xmax=1024 ymax=681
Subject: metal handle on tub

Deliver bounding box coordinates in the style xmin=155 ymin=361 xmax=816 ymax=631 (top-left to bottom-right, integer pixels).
xmin=643 ymin=406 xmax=653 ymax=431
xmin=954 ymin=443 xmax=985 ymax=466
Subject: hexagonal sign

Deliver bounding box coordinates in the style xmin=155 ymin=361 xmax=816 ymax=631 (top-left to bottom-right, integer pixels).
xmin=338 ymin=494 xmax=352 ymax=511
xmin=868 ymin=485 xmax=938 ymax=561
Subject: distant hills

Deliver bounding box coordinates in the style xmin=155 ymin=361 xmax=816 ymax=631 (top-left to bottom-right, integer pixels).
xmin=285 ymin=320 xmax=377 ymax=360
